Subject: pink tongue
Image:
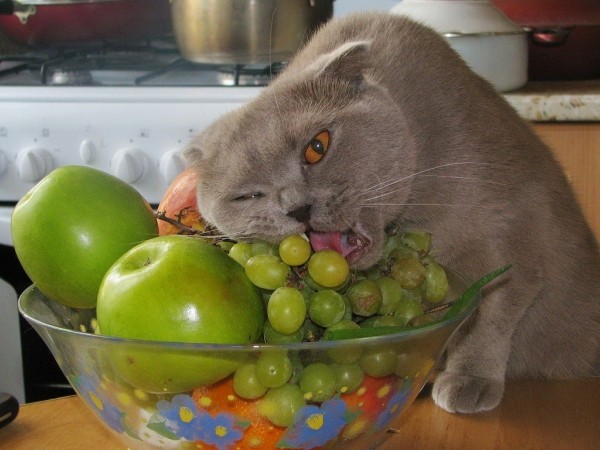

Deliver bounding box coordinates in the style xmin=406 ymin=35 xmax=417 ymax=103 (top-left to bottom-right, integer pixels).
xmin=308 ymin=231 xmax=357 ymax=258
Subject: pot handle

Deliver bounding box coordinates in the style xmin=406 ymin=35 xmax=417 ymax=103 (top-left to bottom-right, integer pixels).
xmin=529 ymin=27 xmax=571 ymax=46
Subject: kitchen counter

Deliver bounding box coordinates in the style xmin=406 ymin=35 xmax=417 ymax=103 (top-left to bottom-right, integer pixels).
xmin=1 ymin=378 xmax=598 ymax=449
xmin=505 ymin=80 xmax=600 ymax=122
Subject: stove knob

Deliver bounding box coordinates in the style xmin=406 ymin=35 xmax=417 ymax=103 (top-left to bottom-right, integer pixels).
xmin=16 ymin=147 xmax=54 ymax=183
xmin=79 ymin=139 xmax=97 ymax=164
xmin=110 ymin=148 xmax=149 ymax=184
xmin=159 ymin=150 xmax=185 ymax=184
xmin=0 ymin=150 xmax=7 ymax=175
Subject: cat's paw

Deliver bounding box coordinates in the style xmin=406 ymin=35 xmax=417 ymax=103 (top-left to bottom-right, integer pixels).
xmin=431 ymin=372 xmax=504 ymax=413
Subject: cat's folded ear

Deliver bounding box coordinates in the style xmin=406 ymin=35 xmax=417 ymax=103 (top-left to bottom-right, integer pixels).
xmin=307 ymin=40 xmax=372 ymax=87
xmin=183 ymin=142 xmax=204 ymax=168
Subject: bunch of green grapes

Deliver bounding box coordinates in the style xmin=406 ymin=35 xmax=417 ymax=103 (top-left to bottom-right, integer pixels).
xmin=222 ymin=229 xmax=449 ymax=346
xmin=218 ymin=230 xmax=449 ymax=426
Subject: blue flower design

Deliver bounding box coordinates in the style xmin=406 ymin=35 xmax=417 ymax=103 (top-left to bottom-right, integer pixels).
xmin=195 ymin=413 xmax=244 ymax=450
xmin=279 ymin=398 xmax=348 ymax=449
xmin=156 ymin=394 xmax=243 ymax=449
xmin=71 ymin=374 xmax=124 ymax=434
xmin=375 ymin=381 xmax=412 ymax=429
xmin=157 ymin=394 xmax=205 ymax=441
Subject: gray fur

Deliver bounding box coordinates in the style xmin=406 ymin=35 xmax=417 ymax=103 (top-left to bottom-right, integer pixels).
xmin=185 ymin=12 xmax=600 ymax=413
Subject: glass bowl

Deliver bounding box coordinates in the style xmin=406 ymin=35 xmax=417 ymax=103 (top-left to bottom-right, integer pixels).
xmin=18 ymin=269 xmax=479 ymax=450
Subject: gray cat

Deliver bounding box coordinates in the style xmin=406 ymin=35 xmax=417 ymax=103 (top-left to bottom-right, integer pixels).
xmin=185 ymin=12 xmax=600 ymax=413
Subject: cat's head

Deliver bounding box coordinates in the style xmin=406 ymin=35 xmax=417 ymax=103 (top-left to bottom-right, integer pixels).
xmin=185 ymin=41 xmax=416 ymax=269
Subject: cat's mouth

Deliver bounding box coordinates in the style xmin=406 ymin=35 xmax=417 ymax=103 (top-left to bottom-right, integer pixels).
xmin=308 ymin=230 xmax=372 ymax=265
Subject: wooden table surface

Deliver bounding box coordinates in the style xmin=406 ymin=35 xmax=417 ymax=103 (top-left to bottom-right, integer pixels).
xmin=1 ymin=378 xmax=599 ymax=449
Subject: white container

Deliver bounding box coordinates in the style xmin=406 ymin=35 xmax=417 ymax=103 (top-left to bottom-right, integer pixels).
xmin=391 ymin=0 xmax=528 ymax=92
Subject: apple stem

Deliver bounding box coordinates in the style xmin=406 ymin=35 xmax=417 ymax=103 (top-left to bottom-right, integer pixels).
xmin=155 ymin=209 xmax=200 ymax=235
xmin=155 ymin=209 xmax=225 ymax=240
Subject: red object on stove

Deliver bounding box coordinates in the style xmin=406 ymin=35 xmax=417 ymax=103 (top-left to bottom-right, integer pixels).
xmin=0 ymin=0 xmax=172 ymax=47
xmin=492 ymin=0 xmax=600 ymax=27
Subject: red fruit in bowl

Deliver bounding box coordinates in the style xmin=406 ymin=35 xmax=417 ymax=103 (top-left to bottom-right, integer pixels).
xmin=156 ymin=167 xmax=206 ymax=236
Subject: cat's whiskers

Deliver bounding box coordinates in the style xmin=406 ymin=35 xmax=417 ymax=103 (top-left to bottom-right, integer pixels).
xmin=363 ymin=174 xmax=506 ymax=202
xmin=363 ymin=161 xmax=504 ymax=194
xmin=359 ymin=202 xmax=478 ymax=208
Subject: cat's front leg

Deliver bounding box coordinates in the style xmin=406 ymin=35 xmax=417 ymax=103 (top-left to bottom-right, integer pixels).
xmin=432 ymin=326 xmax=508 ymax=412
xmin=431 ymin=280 xmax=534 ymax=413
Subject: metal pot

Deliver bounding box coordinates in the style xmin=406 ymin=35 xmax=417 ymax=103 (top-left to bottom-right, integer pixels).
xmin=171 ymin=0 xmax=334 ymax=64
xmin=0 ymin=0 xmax=172 ymax=47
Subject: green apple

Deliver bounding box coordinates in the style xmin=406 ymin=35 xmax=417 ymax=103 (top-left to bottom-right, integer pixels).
xmin=96 ymin=234 xmax=266 ymax=393
xmin=11 ymin=165 xmax=158 ymax=309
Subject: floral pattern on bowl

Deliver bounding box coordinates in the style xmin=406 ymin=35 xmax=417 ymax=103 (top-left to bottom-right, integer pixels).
xmin=70 ymin=369 xmax=423 ymax=449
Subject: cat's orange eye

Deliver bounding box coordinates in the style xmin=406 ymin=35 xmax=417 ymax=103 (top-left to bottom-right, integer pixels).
xmin=304 ymin=130 xmax=330 ymax=164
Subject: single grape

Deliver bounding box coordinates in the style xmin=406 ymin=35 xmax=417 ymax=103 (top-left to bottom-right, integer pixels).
xmin=228 ymin=242 xmax=253 ymax=267
xmin=245 ymin=254 xmax=290 ymax=290
xmin=308 ymin=290 xmax=346 ymax=328
xmin=307 ymin=250 xmax=349 ymax=288
xmin=267 ymin=287 xmax=306 ymax=335
xmin=255 ymin=350 xmax=293 ymax=388
xmin=232 ymin=363 xmax=268 ymax=400
xmin=421 ymin=260 xmax=449 ymax=303
xmin=393 ymin=299 xmax=424 ymax=325
xmin=360 ymin=347 xmax=398 ymax=377
xmin=345 ymin=279 xmax=383 ymax=317
xmin=330 ymin=363 xmax=365 ymax=394
xmin=400 ymin=230 xmax=432 ymax=255
xmin=375 ymin=276 xmax=403 ymax=315
xmin=299 ymin=363 xmax=337 ymax=402
xmin=278 ymin=234 xmax=312 ymax=266
xmin=390 ymin=258 xmax=427 ymax=289
xmin=258 ymin=384 xmax=306 ymax=427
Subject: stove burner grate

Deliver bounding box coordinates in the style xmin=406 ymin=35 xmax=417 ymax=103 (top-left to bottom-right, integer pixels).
xmin=0 ymin=40 xmax=285 ymax=87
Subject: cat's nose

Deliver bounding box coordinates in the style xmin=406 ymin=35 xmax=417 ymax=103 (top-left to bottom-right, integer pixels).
xmin=287 ymin=204 xmax=312 ymax=224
